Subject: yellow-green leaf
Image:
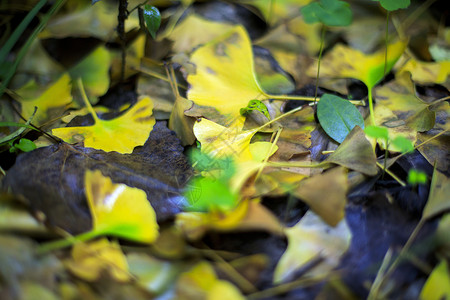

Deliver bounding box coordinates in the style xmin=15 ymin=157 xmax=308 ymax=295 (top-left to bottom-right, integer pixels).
xmin=308 ymin=40 xmax=407 ymax=89
xmin=85 ymin=169 xmax=159 ymax=243
xmin=53 ymin=95 xmax=155 ymax=154
xmin=69 ymin=46 xmax=111 ymax=103
xmin=18 ymin=73 xmax=72 ymax=125
xmin=422 ymin=168 xmax=450 ymax=220
xmin=420 ymin=260 xmax=450 ymax=300
xmin=64 ymin=238 xmax=130 ymax=282
xmin=193 ymin=117 xmax=256 ymax=162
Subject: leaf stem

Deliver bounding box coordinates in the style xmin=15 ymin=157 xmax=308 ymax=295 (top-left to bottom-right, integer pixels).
xmin=376 ymin=161 xmax=405 ymax=186
xmin=368 ymin=88 xmax=376 ymax=125
xmin=314 ymin=24 xmax=326 ymax=103
xmin=36 ymin=230 xmax=99 ymax=254
xmin=77 ymin=78 xmax=100 ymax=124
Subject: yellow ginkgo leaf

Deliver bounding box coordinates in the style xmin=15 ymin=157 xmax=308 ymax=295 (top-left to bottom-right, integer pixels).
xmin=64 ymin=238 xmax=130 ymax=282
xmin=176 ymin=199 xmax=283 ymax=241
xmin=397 ymin=58 xmax=450 ymax=86
xmin=187 ymin=26 xmax=266 ymax=118
xmin=308 ymin=40 xmax=407 ymax=89
xmin=241 ymin=0 xmax=312 ymax=25
xmin=375 ymin=73 xmax=435 ymax=132
xmin=18 ymin=73 xmax=72 ymax=125
xmin=165 ymin=14 xmax=235 ymax=53
xmin=52 ymin=80 xmax=155 ymax=154
xmin=193 ymin=117 xmax=256 ymax=162
xmin=175 ymin=261 xmax=245 ymax=300
xmin=420 ymin=260 xmax=450 ymax=300
xmin=274 ymin=210 xmax=352 ymax=284
xmin=85 ymin=169 xmax=159 ymax=244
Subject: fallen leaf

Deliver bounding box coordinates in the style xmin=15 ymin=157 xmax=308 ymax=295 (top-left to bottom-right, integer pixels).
xmin=419 ymin=260 xmax=450 ymax=300
xmin=422 ymin=168 xmax=450 ymax=220
xmin=274 ymin=210 xmax=352 ymax=283
xmin=17 ymin=73 xmax=72 ymax=125
xmin=175 ymin=261 xmax=245 ymax=300
xmin=69 ymin=46 xmax=111 ymax=103
xmin=187 ymin=26 xmax=266 ymax=119
xmin=292 ymin=167 xmax=348 ymax=226
xmin=85 ymin=169 xmax=159 ymax=243
xmin=176 ymin=199 xmax=283 ymax=240
xmin=308 ymin=40 xmax=407 ymax=89
xmin=165 ymin=14 xmax=235 ymax=53
xmin=242 ymin=0 xmax=312 ymax=25
xmin=127 ymin=253 xmax=183 ymax=295
xmin=40 ymin=0 xmax=140 ymax=40
xmin=370 ymin=102 xmax=418 ymax=152
xmin=325 ymin=126 xmax=378 ymax=176
xmin=64 ymin=238 xmax=130 ymax=282
xmin=398 ymin=58 xmax=450 ymax=86
xmin=317 ymin=94 xmax=365 ymax=143
xmin=193 ymin=117 xmax=256 ymax=162
xmin=375 ymin=73 xmax=435 ymax=132
xmin=53 ymin=93 xmax=155 ymax=154
xmin=2 ymin=121 xmax=192 ymax=234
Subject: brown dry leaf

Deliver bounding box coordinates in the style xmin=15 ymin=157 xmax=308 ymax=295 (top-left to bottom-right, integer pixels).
xmin=292 ymin=167 xmax=348 ymax=227
xmin=325 ymin=126 xmax=378 ymax=176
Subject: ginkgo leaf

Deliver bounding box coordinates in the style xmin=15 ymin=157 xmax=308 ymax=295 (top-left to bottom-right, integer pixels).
xmin=69 ymin=46 xmax=110 ymax=103
xmin=187 ymin=26 xmax=314 ymax=121
xmin=187 ymin=26 xmax=266 ymax=118
xmin=85 ymin=169 xmax=159 ymax=244
xmin=64 ymin=238 xmax=130 ymax=282
xmin=420 ymin=260 xmax=450 ymax=300
xmin=370 ymin=101 xmax=417 ymax=152
xmin=274 ymin=210 xmax=352 ymax=284
xmin=176 ymin=199 xmax=283 ymax=240
xmin=52 ymin=81 xmax=155 ymax=154
xmin=292 ymin=167 xmax=348 ymax=227
xmin=308 ymin=40 xmax=407 ymax=89
xmin=40 ymin=0 xmax=140 ymax=40
xmin=165 ymin=14 xmax=234 ymax=53
xmin=175 ymin=261 xmax=245 ymax=300
xmin=18 ymin=73 xmax=72 ymax=125
xmin=325 ymin=126 xmax=378 ymax=176
xmin=397 ymin=58 xmax=450 ymax=86
xmin=241 ymin=0 xmax=312 ymax=25
xmin=193 ymin=117 xmax=257 ymax=162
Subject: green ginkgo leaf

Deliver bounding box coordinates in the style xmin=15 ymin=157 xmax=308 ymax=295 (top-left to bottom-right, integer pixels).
xmin=301 ymin=0 xmax=353 ymax=27
xmin=317 ymin=94 xmax=364 ymax=143
xmin=143 ymin=5 xmax=161 ymax=39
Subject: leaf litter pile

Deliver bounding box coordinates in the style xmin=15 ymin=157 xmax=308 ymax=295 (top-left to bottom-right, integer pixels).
xmin=0 ymin=0 xmax=449 ymax=299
